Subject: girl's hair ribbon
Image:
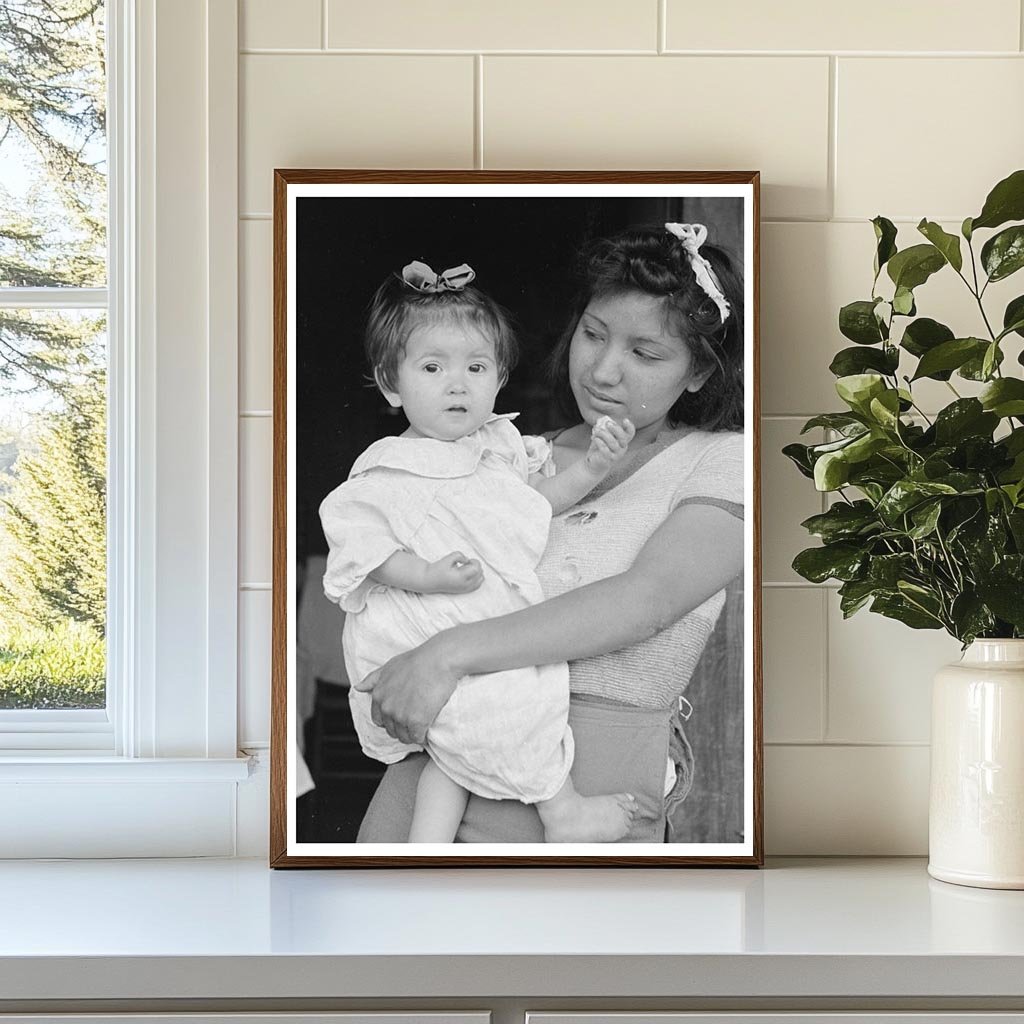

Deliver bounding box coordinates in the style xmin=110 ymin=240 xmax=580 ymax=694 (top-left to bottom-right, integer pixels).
xmin=664 ymin=223 xmax=731 ymax=323
xmin=401 ymin=260 xmax=476 ymax=293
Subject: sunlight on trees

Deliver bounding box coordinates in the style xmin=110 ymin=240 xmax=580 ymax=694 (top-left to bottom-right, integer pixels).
xmin=0 ymin=0 xmax=107 ymax=709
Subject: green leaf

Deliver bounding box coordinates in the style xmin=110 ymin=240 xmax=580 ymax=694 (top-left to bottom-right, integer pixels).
xmin=980 ymin=378 xmax=1024 ymax=418
xmin=887 ymin=244 xmax=946 ymax=291
xmin=908 ymin=500 xmax=943 ymax=539
xmin=829 ymin=345 xmax=899 ymax=378
xmin=871 ymin=594 xmax=943 ymax=630
xmin=872 ymin=216 xmax=898 ymax=277
xmin=1003 ymin=295 xmax=1024 ymax=340
xmin=814 ymin=450 xmax=851 ymax=491
xmin=877 ymin=479 xmax=958 ymax=523
xmin=868 ymin=552 xmax=915 ymax=587
xmin=911 ymin=337 xmax=988 ymax=381
xmin=962 ymin=216 xmax=974 ymax=241
xmin=845 ymin=431 xmax=889 ymax=464
xmin=792 ymin=543 xmax=866 ymax=584
xmin=975 ymin=580 xmax=1024 ymax=629
xmin=950 ymin=593 xmax=996 ymax=644
xmin=981 ymin=225 xmax=1024 ymax=283
xmin=835 ymin=373 xmax=887 ymax=413
xmin=800 ymin=413 xmax=866 ymax=435
xmin=917 ymin=219 xmax=963 ymax=272
xmin=971 ymin=168 xmax=1024 ymax=232
xmin=900 ymin=317 xmax=954 ymax=358
xmin=933 ymin=399 xmax=999 ymax=445
xmin=982 ymin=341 xmax=1000 ymax=381
xmin=959 ymin=344 xmax=1004 ymax=381
xmin=782 ymin=442 xmax=815 ymax=479
xmin=839 ymin=300 xmax=887 ymax=345
xmin=868 ymin=389 xmax=902 ymax=430
xmin=838 ymin=579 xmax=881 ymax=618
xmin=892 ymin=286 xmax=916 ymax=316
xmin=800 ymin=501 xmax=879 ymax=543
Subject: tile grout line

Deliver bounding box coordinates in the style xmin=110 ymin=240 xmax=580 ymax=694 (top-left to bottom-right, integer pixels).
xmin=474 ymin=55 xmax=484 ymax=170
xmin=321 ymin=0 xmax=328 ymax=50
xmin=820 ymin=430 xmax=832 ymax=741
xmin=820 ymin=587 xmax=831 ymax=743
xmin=237 ymin=47 xmax=1024 ymax=57
xmin=1021 ymin=0 xmax=1024 ymax=52
xmin=766 ymin=740 xmax=931 ymax=748
xmin=827 ymin=55 xmax=838 ymax=221
xmin=657 ymin=0 xmax=666 ymax=54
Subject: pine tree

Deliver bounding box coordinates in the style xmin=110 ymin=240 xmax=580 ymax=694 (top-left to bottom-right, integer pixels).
xmin=0 ymin=0 xmax=106 ymax=394
xmin=0 ymin=370 xmax=105 ymax=633
xmin=0 ymin=1 xmax=107 ymax=653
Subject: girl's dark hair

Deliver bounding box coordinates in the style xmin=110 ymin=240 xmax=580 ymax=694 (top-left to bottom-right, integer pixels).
xmin=548 ymin=225 xmax=744 ymax=432
xmin=365 ymin=273 xmax=519 ymax=392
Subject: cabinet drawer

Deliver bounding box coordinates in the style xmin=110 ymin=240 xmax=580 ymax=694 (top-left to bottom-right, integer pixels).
xmin=0 ymin=1015 xmax=490 ymax=1024
xmin=528 ymin=1016 xmax=1024 ymax=1024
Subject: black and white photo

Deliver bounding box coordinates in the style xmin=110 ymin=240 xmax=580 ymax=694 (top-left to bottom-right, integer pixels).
xmin=271 ymin=171 xmax=762 ymax=867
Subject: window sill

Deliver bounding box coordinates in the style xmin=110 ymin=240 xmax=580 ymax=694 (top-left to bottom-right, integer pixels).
xmin=0 ymin=755 xmax=255 ymax=857
xmin=0 ymin=754 xmax=252 ymax=782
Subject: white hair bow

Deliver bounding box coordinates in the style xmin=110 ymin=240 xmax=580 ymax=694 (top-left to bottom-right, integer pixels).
xmin=664 ymin=222 xmax=731 ymax=324
xmin=401 ymin=260 xmax=476 ymax=293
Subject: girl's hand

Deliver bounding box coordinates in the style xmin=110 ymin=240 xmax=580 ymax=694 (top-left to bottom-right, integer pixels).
xmin=585 ymin=416 xmax=636 ymax=475
xmin=424 ymin=551 xmax=484 ymax=594
xmin=352 ymin=635 xmax=460 ymax=745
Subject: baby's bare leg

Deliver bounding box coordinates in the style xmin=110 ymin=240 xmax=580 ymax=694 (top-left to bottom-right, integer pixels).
xmin=536 ymin=775 xmax=636 ymax=843
xmin=408 ymin=757 xmax=470 ymax=843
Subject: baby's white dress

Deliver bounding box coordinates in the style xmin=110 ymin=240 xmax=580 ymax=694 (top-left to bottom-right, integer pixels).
xmin=319 ymin=414 xmax=573 ymax=803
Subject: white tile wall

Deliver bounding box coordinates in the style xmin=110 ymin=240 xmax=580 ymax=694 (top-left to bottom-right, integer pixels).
xmin=240 ymin=219 xmax=273 ymax=412
xmin=665 ymin=0 xmax=1021 ymax=53
xmin=763 ymin=589 xmax=825 ymax=744
xmin=240 ymin=416 xmax=272 ymax=587
xmin=835 ymin=58 xmax=1024 ymax=220
xmin=241 ymin=0 xmax=322 ymax=50
xmin=326 ymin=0 xmax=658 ymax=51
xmin=240 ymin=54 xmax=474 ymax=213
xmin=483 ymin=56 xmax=831 ymax=220
xmin=236 ymin=1 xmax=1024 ymax=854
xmin=239 ymin=590 xmax=272 ymax=748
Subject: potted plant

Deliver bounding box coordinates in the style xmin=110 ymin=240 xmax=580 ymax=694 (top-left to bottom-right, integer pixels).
xmin=784 ymin=169 xmax=1024 ymax=889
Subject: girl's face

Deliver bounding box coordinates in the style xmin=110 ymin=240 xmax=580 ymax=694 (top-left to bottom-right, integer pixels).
xmin=568 ymin=289 xmax=709 ymax=439
xmin=381 ymin=319 xmax=502 ymax=441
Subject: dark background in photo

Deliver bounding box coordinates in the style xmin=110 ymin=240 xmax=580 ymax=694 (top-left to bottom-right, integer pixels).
xmin=293 ymin=195 xmax=746 ymax=845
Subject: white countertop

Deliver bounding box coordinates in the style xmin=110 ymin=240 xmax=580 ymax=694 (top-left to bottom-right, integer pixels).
xmin=1 ymin=857 xmax=1023 ymax=1002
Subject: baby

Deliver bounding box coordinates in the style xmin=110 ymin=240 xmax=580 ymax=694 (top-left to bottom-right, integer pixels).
xmin=320 ymin=260 xmax=636 ymax=843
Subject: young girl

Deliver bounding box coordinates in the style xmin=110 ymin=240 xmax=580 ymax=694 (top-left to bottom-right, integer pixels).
xmin=320 ymin=260 xmax=638 ymax=843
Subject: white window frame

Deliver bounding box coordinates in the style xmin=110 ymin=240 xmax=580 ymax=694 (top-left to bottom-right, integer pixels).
xmin=0 ymin=0 xmax=249 ymax=858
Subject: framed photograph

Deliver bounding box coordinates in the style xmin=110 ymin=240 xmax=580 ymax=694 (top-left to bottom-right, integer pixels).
xmin=270 ymin=170 xmax=762 ymax=867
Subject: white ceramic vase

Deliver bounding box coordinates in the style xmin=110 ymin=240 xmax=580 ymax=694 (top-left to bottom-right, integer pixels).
xmin=929 ymin=639 xmax=1024 ymax=889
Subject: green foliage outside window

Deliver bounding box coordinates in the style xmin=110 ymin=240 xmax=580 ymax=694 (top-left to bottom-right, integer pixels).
xmin=0 ymin=1 xmax=107 ymax=709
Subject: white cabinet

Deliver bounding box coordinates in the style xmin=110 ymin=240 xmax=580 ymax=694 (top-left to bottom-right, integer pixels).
xmin=528 ymin=1017 xmax=1024 ymax=1024
xmin=0 ymin=1017 xmax=490 ymax=1024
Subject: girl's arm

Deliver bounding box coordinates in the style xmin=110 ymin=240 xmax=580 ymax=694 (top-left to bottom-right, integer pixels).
xmin=355 ymin=502 xmax=744 ymax=745
xmin=531 ymin=417 xmax=635 ymax=515
xmin=369 ymin=550 xmax=483 ymax=595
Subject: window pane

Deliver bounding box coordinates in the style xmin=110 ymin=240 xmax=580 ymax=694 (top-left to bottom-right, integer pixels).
xmin=0 ymin=309 xmax=106 ymax=710
xmin=0 ymin=1 xmax=107 ymax=289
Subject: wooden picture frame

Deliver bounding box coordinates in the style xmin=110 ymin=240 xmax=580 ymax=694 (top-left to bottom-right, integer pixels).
xmin=270 ymin=170 xmax=762 ymax=867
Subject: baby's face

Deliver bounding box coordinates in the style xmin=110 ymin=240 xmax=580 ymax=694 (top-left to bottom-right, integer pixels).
xmin=382 ymin=320 xmax=502 ymax=441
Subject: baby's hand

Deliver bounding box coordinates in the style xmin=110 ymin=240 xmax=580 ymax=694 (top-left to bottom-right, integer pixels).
xmin=585 ymin=416 xmax=636 ymax=475
xmin=424 ymin=551 xmax=484 ymax=594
